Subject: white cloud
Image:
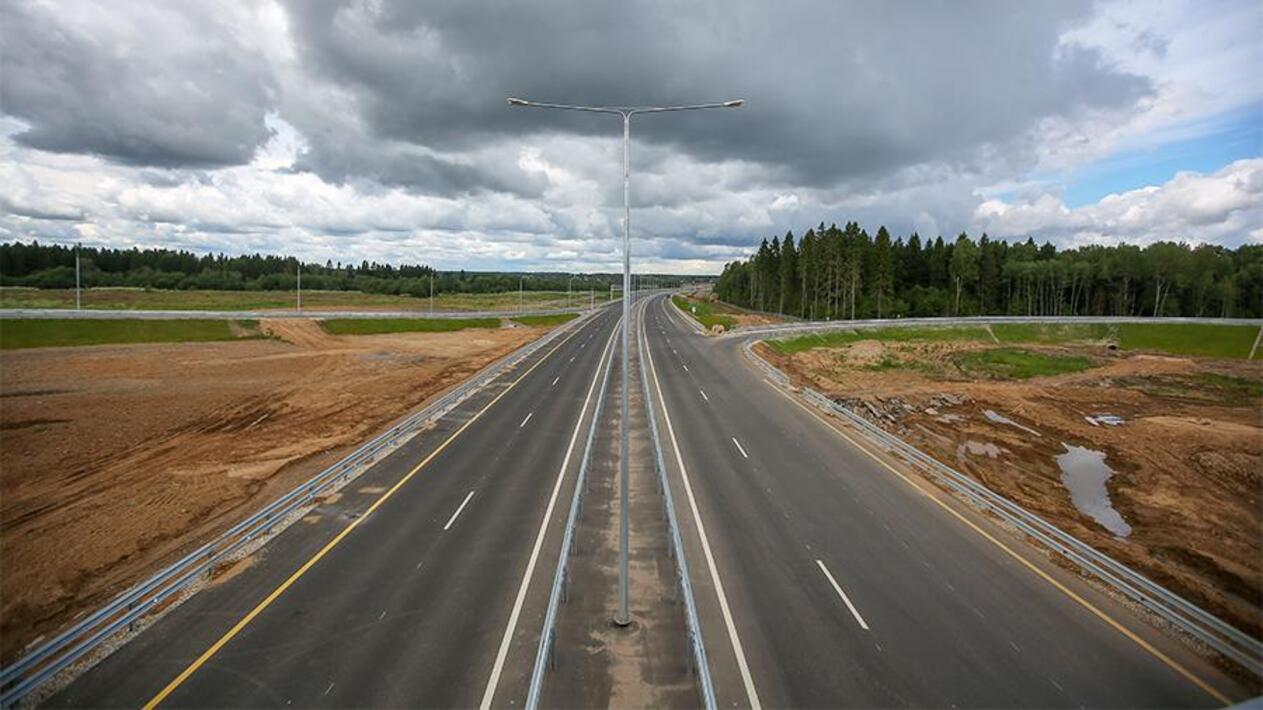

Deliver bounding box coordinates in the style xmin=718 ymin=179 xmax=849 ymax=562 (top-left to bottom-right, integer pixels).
xmin=973 ymin=158 xmax=1263 ymax=246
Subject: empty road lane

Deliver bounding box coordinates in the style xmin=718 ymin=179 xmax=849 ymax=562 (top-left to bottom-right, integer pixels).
xmin=49 ymin=307 xmax=622 ymax=709
xmin=642 ymin=293 xmax=1242 ymax=708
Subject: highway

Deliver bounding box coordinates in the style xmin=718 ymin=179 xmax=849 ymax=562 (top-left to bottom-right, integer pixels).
xmin=639 ymin=293 xmax=1244 ymax=708
xmin=47 ymin=306 xmax=623 ymax=708
xmin=34 ymin=293 xmax=1252 ymax=708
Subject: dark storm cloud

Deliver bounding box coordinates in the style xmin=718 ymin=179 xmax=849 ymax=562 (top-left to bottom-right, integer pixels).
xmin=280 ymin=0 xmax=1151 ymax=190
xmin=0 ymin=2 xmax=276 ymax=167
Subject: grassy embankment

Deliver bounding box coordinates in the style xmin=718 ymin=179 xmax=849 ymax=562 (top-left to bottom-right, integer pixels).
xmin=768 ymin=322 xmax=1260 ymax=359
xmin=319 ymin=318 xmax=501 ymax=335
xmin=672 ymin=295 xmax=737 ymax=331
xmin=511 ymin=313 xmax=579 ymax=327
xmin=0 ymin=287 xmax=603 ymax=312
xmin=0 ymin=319 xmax=263 ymax=349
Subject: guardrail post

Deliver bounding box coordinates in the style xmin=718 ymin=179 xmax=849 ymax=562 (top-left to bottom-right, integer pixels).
xmin=548 ymin=629 xmax=558 ymax=671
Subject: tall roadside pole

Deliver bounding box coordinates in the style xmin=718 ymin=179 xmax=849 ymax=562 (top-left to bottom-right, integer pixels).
xmin=508 ymin=97 xmax=742 ymax=626
xmin=296 ymin=261 xmax=302 ymax=313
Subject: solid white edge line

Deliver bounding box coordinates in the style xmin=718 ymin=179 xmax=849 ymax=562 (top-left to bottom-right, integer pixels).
xmin=519 ymin=411 xmax=533 ymax=428
xmin=644 ymin=298 xmax=762 ymax=710
xmin=815 ymin=559 xmax=870 ymax=630
xmin=731 ymin=437 xmax=748 ymax=459
xmin=443 ymin=490 xmax=476 ymax=531
xmin=479 ymin=315 xmax=621 ymax=710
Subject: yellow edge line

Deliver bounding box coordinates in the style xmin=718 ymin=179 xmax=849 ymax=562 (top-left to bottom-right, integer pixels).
xmin=761 ymin=378 xmax=1232 ymax=706
xmin=143 ymin=317 xmax=595 ymax=710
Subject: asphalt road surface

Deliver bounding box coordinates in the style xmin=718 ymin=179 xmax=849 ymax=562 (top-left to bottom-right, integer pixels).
xmin=48 ymin=306 xmax=623 ymax=708
xmin=42 ymin=294 xmax=1251 ymax=708
xmin=640 ymin=293 xmax=1246 ymax=708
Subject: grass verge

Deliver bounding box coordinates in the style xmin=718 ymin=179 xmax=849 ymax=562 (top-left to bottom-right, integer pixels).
xmin=672 ymin=295 xmax=737 ymax=331
xmin=767 ymin=325 xmax=991 ymax=355
xmin=0 ymin=319 xmax=260 ymax=349
xmin=954 ymin=347 xmax=1095 ymax=379
xmin=772 ymin=321 xmax=1259 ymax=359
xmin=512 ymin=313 xmax=578 ymax=327
xmin=319 ymin=317 xmax=501 ymax=335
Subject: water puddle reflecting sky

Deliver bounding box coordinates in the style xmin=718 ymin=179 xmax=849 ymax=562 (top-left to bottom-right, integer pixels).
xmin=1054 ymin=443 xmax=1131 ymax=537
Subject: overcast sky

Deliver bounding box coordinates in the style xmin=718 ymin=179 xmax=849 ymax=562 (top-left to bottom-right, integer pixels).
xmin=1 ymin=0 xmax=1259 ymax=274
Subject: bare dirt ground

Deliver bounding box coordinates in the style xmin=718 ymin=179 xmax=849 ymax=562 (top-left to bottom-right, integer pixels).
xmin=0 ymin=319 xmax=547 ymax=661
xmin=762 ymin=339 xmax=1263 ymax=645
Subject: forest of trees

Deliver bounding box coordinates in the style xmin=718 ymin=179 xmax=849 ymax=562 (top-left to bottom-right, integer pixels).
xmin=714 ymin=223 xmax=1263 ymax=319
xmin=0 ymin=242 xmax=691 ymax=296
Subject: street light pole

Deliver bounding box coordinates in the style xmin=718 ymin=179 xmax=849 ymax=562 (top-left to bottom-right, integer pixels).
xmin=508 ymin=96 xmax=742 ymax=626
xmin=519 ymin=274 xmax=524 ymax=313
xmin=296 ymin=261 xmax=302 ymax=313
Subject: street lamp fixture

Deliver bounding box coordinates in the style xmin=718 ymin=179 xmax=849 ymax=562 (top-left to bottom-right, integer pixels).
xmin=508 ymin=95 xmax=742 ymax=627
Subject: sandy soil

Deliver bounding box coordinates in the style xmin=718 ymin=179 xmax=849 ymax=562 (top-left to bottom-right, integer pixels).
xmin=0 ymin=319 xmax=546 ymax=661
xmin=763 ymin=338 xmax=1263 ymax=642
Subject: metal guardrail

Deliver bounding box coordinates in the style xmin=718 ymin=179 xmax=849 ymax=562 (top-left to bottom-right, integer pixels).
xmin=525 ymin=312 xmax=619 ymax=710
xmin=0 ymin=310 xmax=597 ymax=708
xmin=638 ymin=299 xmax=718 ymax=709
xmin=725 ymin=314 xmax=1263 ymax=340
xmin=740 ymin=340 xmax=1263 ymax=678
xmin=0 ymin=306 xmax=591 ymax=321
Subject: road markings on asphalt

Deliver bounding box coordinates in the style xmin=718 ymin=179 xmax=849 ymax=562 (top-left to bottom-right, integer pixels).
xmin=699 ymin=388 xmax=709 ymax=402
xmin=731 ymin=437 xmax=749 ymax=459
xmin=815 ymin=560 xmax=870 ymax=630
xmin=140 ymin=313 xmax=600 ymax=710
xmin=551 ymin=376 xmax=560 ymax=387
xmin=323 ymin=682 xmax=335 ymax=696
xmin=443 ymin=490 xmax=476 ymax=531
xmin=682 ymin=363 xmax=689 ymax=372
xmin=643 ymin=307 xmax=762 ymax=710
xmin=759 ymin=377 xmax=1232 ymax=705
xmin=519 ymin=412 xmax=533 ymax=428
xmin=479 ymin=317 xmax=621 ymax=710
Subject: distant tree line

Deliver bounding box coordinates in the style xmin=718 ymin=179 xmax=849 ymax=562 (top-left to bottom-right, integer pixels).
xmin=0 ymin=241 xmax=697 ymax=296
xmin=714 ymin=223 xmax=1263 ymax=319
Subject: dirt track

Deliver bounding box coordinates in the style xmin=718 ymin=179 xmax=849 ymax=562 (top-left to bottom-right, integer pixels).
xmin=0 ymin=319 xmax=545 ymax=661
xmin=764 ymin=338 xmax=1263 ymax=645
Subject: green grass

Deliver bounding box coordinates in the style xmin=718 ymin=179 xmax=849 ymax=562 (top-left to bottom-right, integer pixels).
xmin=991 ymin=323 xmax=1112 ymax=344
xmin=954 ymin=348 xmax=1095 ymax=379
xmin=512 ymin=313 xmax=578 ymax=327
xmin=767 ymin=326 xmax=991 ymax=355
xmin=0 ymin=318 xmax=260 ymax=349
xmin=1114 ymin=323 xmax=1258 ymax=359
xmin=0 ymin=287 xmax=598 ymax=313
xmin=319 ymin=317 xmax=502 ymax=335
xmin=1195 ymin=373 xmax=1263 ymax=399
xmin=771 ymin=321 xmax=1259 ymax=359
xmin=672 ymin=295 xmax=738 ymax=331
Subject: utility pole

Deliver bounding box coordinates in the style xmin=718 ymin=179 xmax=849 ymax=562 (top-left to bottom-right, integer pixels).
xmin=509 ymin=95 xmax=742 ymax=626
xmin=519 ymin=275 xmax=525 ymax=313
xmin=296 ymin=261 xmax=302 ymax=313
xmin=430 ymin=273 xmax=434 ymax=315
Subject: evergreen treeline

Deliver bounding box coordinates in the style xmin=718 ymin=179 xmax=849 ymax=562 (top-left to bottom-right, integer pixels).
xmin=714 ymin=223 xmax=1263 ymax=319
xmin=0 ymin=242 xmax=688 ymax=296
